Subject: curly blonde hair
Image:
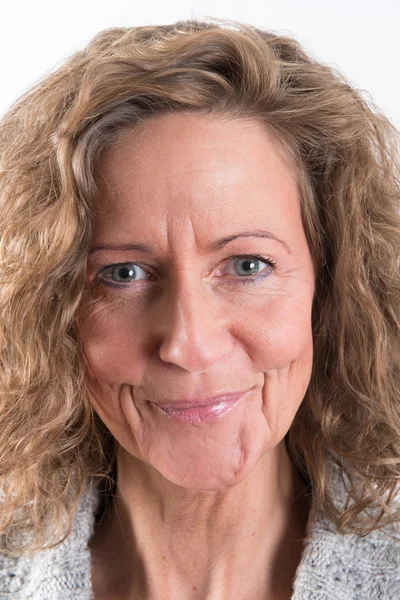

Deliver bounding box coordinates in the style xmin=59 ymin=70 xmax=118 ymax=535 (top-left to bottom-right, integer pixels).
xmin=0 ymin=17 xmax=399 ymax=555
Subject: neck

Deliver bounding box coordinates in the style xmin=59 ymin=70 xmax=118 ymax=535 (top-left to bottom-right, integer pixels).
xmin=90 ymin=440 xmax=312 ymax=600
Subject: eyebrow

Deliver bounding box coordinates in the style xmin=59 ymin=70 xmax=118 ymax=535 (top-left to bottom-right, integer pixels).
xmin=89 ymin=229 xmax=293 ymax=256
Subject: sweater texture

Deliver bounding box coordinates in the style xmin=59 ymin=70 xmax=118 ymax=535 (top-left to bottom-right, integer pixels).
xmin=1 ymin=460 xmax=399 ymax=599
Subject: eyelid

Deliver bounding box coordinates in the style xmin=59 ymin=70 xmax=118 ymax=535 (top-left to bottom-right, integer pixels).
xmin=226 ymin=254 xmax=276 ymax=268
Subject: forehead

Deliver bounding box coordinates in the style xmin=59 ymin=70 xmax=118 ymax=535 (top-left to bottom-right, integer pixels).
xmin=93 ymin=112 xmax=302 ymax=247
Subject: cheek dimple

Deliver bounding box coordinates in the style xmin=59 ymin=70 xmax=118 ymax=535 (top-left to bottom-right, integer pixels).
xmin=237 ymin=426 xmax=249 ymax=478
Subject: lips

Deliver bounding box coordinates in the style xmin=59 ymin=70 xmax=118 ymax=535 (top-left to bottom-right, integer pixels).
xmin=149 ymin=391 xmax=248 ymax=425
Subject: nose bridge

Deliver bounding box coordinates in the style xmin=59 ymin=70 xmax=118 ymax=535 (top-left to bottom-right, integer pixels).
xmin=156 ymin=268 xmax=233 ymax=372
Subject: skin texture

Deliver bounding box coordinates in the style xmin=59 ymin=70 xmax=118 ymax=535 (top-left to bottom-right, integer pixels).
xmin=80 ymin=112 xmax=315 ymax=599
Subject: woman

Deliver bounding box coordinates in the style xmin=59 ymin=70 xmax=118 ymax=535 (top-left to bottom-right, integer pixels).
xmin=0 ymin=18 xmax=399 ymax=600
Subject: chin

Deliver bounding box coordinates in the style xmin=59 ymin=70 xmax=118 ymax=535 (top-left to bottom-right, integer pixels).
xmin=157 ymin=466 xmax=254 ymax=492
xmin=148 ymin=434 xmax=266 ymax=492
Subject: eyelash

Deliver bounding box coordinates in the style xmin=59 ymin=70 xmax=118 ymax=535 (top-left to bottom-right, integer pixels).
xmin=96 ymin=255 xmax=277 ymax=290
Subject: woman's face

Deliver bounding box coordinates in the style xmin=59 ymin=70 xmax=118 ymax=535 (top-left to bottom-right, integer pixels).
xmin=79 ymin=112 xmax=315 ymax=490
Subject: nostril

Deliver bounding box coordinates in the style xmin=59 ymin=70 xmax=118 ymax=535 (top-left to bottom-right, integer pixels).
xmin=158 ymin=325 xmax=234 ymax=373
xmin=154 ymin=284 xmax=234 ymax=372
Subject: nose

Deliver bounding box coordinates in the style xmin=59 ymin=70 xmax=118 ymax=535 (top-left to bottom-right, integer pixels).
xmin=156 ymin=275 xmax=234 ymax=373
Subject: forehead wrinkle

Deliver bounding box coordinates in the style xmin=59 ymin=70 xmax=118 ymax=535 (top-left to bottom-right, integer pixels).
xmin=164 ymin=207 xmax=205 ymax=261
xmin=92 ymin=113 xmax=303 ymax=263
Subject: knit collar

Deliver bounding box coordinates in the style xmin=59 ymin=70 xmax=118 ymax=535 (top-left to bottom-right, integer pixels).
xmin=2 ymin=459 xmax=399 ymax=599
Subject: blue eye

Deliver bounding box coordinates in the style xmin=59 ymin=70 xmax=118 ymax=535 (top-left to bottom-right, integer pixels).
xmin=99 ymin=263 xmax=149 ymax=285
xmin=226 ymin=255 xmax=276 ymax=285
xmin=231 ymin=257 xmax=266 ymax=276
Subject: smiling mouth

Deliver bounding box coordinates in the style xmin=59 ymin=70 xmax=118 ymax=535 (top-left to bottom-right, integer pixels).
xmin=149 ymin=391 xmax=248 ymax=425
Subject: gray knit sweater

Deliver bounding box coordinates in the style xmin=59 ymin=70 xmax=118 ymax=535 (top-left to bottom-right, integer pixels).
xmin=1 ymin=460 xmax=399 ymax=599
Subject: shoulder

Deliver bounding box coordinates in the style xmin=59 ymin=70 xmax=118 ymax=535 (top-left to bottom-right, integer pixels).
xmin=292 ymin=460 xmax=400 ymax=600
xmin=0 ymin=486 xmax=99 ymax=600
xmin=293 ymin=512 xmax=399 ymax=600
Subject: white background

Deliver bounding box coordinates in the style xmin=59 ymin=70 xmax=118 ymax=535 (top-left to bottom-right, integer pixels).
xmin=0 ymin=0 xmax=399 ymax=128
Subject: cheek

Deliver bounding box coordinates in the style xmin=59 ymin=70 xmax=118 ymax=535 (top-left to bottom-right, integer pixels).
xmin=247 ymin=296 xmax=313 ymax=438
xmin=237 ymin=293 xmax=314 ymax=371
xmin=77 ymin=303 xmax=145 ymax=440
xmin=78 ymin=301 xmax=151 ymax=386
